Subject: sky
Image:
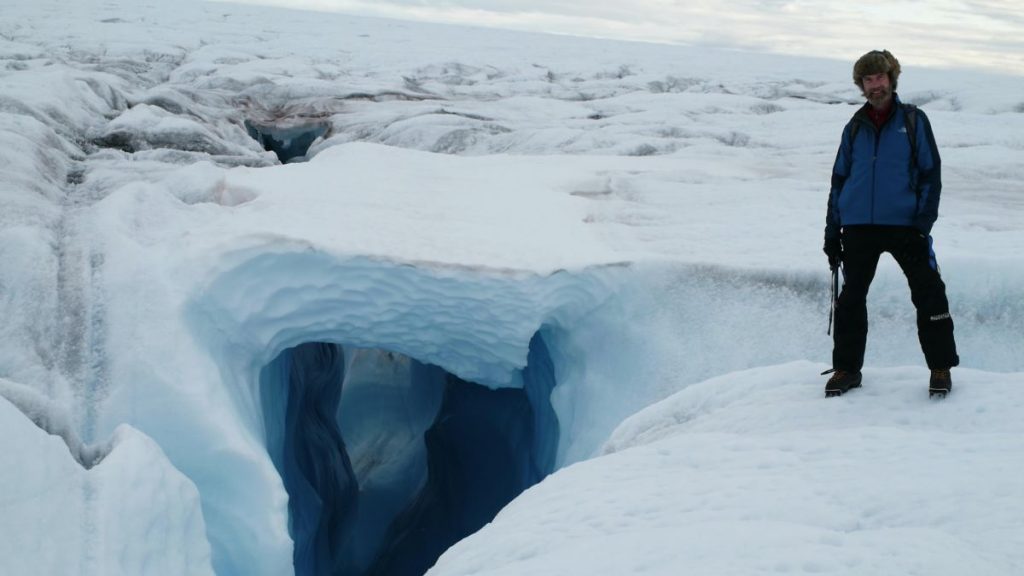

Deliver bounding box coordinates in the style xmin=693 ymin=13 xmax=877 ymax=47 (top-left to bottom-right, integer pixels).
xmin=210 ymin=0 xmax=1024 ymax=76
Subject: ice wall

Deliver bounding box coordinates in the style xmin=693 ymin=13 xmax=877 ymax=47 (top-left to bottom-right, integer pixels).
xmin=262 ymin=342 xmax=358 ymax=576
xmin=0 ymin=391 xmax=214 ymax=576
xmin=370 ymin=371 xmax=538 ymax=576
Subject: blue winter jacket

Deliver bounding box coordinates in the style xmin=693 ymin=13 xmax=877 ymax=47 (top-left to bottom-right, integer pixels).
xmin=825 ymin=94 xmax=942 ymax=239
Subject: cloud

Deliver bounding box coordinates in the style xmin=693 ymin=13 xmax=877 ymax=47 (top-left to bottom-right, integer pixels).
xmin=211 ymin=0 xmax=1024 ymax=75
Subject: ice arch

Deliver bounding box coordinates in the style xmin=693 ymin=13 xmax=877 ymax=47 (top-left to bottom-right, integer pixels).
xmin=186 ymin=247 xmax=621 ymax=576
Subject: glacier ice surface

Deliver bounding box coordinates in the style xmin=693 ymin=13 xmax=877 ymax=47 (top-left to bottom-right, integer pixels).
xmin=1 ymin=1 xmax=1023 ymax=575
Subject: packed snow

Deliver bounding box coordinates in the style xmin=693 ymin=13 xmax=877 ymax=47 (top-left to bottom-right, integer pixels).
xmin=1 ymin=0 xmax=1022 ymax=575
xmin=434 ymin=363 xmax=1024 ymax=576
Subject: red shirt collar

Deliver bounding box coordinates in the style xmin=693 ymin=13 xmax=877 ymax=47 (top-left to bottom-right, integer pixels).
xmin=867 ymin=100 xmax=894 ymax=130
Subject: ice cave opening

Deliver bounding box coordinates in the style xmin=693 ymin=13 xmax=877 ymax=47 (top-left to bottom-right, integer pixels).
xmin=244 ymin=120 xmax=329 ymax=163
xmin=258 ymin=332 xmax=558 ymax=576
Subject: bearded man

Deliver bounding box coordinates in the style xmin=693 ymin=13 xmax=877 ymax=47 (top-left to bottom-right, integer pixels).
xmin=823 ymin=50 xmax=959 ymax=398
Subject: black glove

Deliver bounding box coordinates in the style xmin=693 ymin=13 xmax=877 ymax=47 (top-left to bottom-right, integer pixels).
xmin=901 ymin=228 xmax=930 ymax=264
xmin=823 ymin=236 xmax=842 ymax=269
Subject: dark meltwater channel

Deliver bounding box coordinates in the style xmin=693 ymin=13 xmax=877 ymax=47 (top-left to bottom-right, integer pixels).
xmin=245 ymin=120 xmax=328 ymax=163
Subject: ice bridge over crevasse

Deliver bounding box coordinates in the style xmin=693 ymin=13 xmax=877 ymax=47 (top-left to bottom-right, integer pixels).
xmin=185 ymin=246 xmax=625 ymax=576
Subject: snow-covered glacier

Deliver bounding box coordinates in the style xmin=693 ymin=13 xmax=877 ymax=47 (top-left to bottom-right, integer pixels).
xmin=2 ymin=0 xmax=1023 ymax=575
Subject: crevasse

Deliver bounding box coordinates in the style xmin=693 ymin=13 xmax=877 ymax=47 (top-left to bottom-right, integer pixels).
xmin=260 ymin=334 xmax=559 ymax=576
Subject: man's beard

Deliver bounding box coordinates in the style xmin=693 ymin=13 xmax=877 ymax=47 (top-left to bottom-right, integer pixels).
xmin=867 ymin=86 xmax=892 ymax=107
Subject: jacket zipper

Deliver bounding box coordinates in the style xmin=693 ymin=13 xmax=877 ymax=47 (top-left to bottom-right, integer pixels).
xmin=870 ymin=121 xmax=879 ymax=224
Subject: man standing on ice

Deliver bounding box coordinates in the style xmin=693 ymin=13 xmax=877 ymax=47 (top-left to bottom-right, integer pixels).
xmin=822 ymin=49 xmax=959 ymax=398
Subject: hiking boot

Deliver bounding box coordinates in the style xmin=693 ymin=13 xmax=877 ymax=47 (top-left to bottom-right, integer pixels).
xmin=824 ymin=370 xmax=862 ymax=397
xmin=929 ymin=369 xmax=952 ymax=398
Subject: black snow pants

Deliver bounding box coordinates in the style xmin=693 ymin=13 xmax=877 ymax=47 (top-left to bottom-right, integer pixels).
xmin=833 ymin=225 xmax=960 ymax=372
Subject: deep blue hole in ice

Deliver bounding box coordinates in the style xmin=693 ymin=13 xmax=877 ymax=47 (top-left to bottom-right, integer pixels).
xmin=259 ymin=332 xmax=559 ymax=576
xmin=245 ymin=120 xmax=328 ymax=163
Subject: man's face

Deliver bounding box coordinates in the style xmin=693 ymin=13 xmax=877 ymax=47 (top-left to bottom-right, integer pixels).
xmin=861 ymin=72 xmax=892 ymax=109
